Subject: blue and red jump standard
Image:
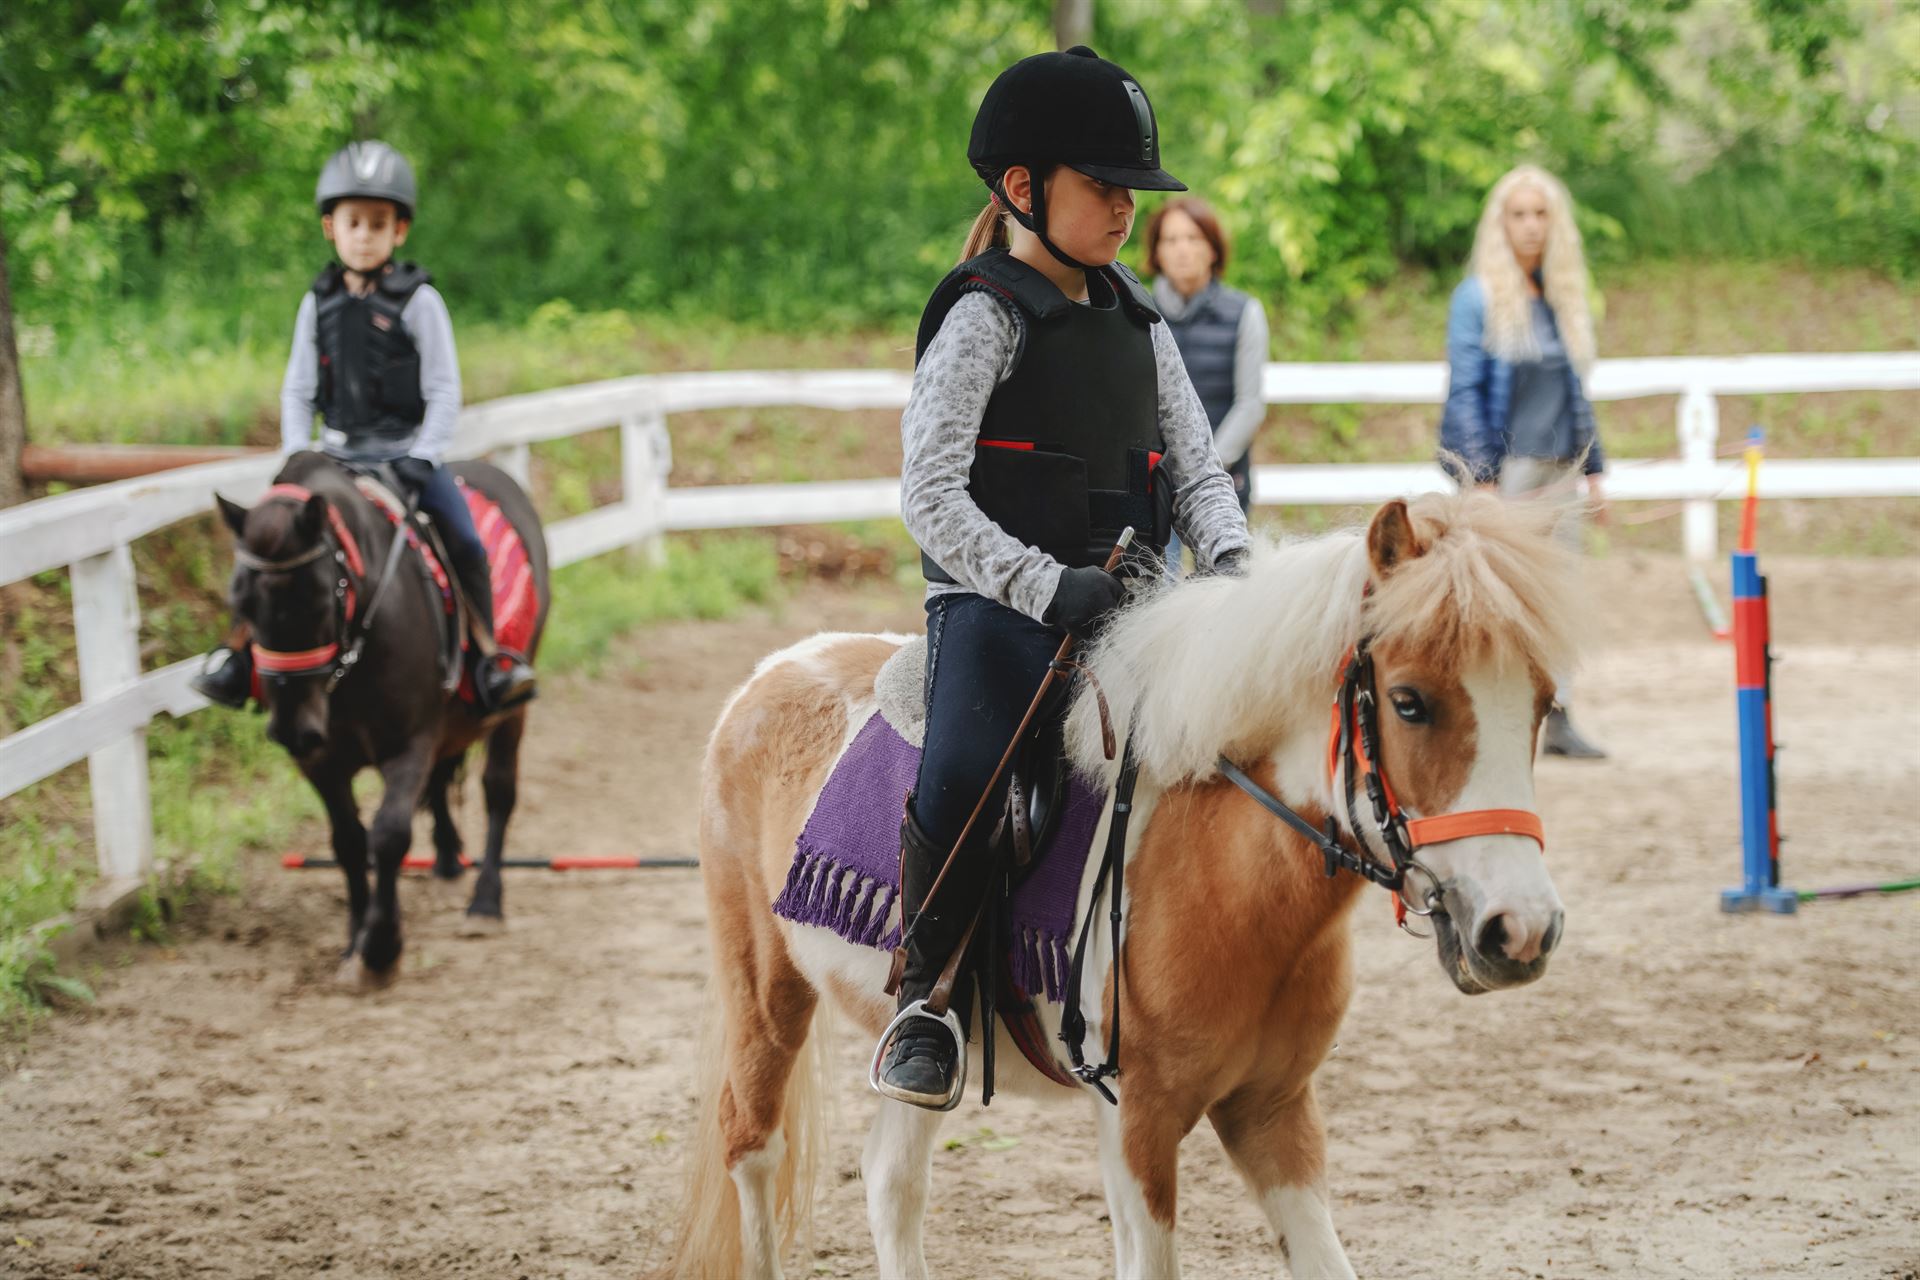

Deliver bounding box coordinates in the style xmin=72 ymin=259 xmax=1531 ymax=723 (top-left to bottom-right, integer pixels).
xmin=1720 ymin=550 xmax=1797 ymax=913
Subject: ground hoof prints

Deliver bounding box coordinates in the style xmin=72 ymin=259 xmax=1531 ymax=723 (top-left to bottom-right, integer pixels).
xmin=334 ymin=953 xmax=400 ymax=993
xmin=3 ymin=570 xmax=1913 ymax=1276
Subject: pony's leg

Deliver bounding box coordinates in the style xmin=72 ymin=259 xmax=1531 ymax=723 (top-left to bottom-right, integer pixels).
xmin=347 ymin=735 xmax=435 ymax=983
xmin=1094 ymin=1097 xmax=1183 ymax=1279
xmin=425 ymin=752 xmax=465 ymax=880
xmin=861 ymin=1101 xmax=942 ymax=1280
xmin=309 ymin=764 xmax=366 ymax=954
xmin=716 ymin=953 xmax=817 ymax=1277
xmin=1208 ymin=1082 xmax=1354 ymax=1280
xmin=462 ymin=713 xmax=524 ymax=930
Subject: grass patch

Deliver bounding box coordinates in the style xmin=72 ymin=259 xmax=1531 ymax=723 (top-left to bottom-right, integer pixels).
xmin=543 ymin=532 xmax=782 ymax=674
xmin=0 ymin=834 xmax=90 ymax=1036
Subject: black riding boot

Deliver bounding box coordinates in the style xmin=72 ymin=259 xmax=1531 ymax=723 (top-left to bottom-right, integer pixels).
xmin=876 ymin=805 xmax=985 ymax=1109
xmin=189 ymin=637 xmax=254 ymax=709
xmin=449 ymin=544 xmax=537 ymax=711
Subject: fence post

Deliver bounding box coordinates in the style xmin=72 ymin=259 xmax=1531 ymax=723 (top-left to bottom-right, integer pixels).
xmin=1678 ymin=385 xmax=1720 ymax=564
xmin=491 ymin=442 xmax=532 ymax=491
xmin=70 ymin=544 xmax=154 ymax=881
xmin=621 ymin=409 xmax=671 ymax=567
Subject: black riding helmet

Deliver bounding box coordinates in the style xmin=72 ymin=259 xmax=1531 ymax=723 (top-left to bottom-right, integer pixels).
xmin=969 ymin=45 xmax=1185 ymax=270
xmin=315 ymin=141 xmax=418 ymax=221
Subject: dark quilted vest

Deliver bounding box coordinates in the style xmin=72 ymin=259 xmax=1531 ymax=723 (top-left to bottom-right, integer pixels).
xmin=1161 ymin=280 xmax=1248 ymax=434
xmin=915 ymin=249 xmax=1167 ymax=583
xmin=312 ymin=261 xmax=430 ymax=456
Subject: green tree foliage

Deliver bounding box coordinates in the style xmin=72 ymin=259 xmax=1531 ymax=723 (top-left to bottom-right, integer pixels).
xmin=3 ymin=0 xmax=1913 ymax=335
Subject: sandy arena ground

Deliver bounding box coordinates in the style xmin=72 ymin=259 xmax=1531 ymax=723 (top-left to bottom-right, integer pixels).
xmin=1 ymin=553 xmax=1916 ymax=1279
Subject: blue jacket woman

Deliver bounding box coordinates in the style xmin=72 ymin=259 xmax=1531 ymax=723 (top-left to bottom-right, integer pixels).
xmin=1440 ymin=164 xmax=1608 ymax=758
xmin=1440 ymin=273 xmax=1605 ymax=485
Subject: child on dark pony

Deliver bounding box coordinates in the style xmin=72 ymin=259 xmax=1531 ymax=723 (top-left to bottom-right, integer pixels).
xmin=875 ymin=47 xmax=1252 ymax=1109
xmin=191 ymin=141 xmax=535 ymax=714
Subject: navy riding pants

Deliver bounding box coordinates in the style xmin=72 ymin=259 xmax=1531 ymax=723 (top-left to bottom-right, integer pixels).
xmin=912 ymin=592 xmax=1063 ymax=848
xmin=412 ymin=464 xmax=486 ymax=568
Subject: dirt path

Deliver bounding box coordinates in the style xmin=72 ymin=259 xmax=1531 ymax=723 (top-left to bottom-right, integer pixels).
xmin=2 ymin=555 xmax=1917 ymax=1279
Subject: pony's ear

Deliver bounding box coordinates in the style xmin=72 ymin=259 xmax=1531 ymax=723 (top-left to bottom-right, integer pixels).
xmin=297 ymin=493 xmax=329 ymax=540
xmin=1367 ymin=499 xmax=1429 ymax=579
xmin=215 ymin=494 xmax=250 ymax=539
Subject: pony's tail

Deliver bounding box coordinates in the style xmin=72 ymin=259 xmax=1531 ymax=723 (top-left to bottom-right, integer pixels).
xmin=658 ymin=978 xmax=830 ymax=1278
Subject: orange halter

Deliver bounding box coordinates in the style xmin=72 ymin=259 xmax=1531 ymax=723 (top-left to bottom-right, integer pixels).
xmin=1220 ymin=636 xmax=1547 ymax=930
xmin=1326 ymin=640 xmax=1545 ymax=925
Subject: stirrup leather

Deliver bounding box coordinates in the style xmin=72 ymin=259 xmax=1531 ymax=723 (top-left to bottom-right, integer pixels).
xmin=868 ymin=1000 xmax=966 ymax=1112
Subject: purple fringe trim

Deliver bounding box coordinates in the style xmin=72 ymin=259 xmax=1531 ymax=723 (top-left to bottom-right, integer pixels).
xmin=773 ymin=846 xmax=1074 ymax=1006
xmin=773 ymin=848 xmax=904 ymax=955
xmin=1010 ymin=926 xmax=1075 ymax=1004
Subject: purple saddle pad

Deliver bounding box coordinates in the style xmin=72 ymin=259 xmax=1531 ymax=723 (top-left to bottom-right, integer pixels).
xmin=771 ymin=712 xmax=1105 ymax=1004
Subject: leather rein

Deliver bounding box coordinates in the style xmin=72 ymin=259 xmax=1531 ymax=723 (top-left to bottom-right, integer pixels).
xmin=1218 ymin=636 xmax=1545 ymax=928
xmin=236 ymin=481 xmax=412 ymax=695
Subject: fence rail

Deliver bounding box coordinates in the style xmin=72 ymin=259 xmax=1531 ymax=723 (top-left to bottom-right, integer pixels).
xmin=3 ymin=352 xmax=1917 ymax=880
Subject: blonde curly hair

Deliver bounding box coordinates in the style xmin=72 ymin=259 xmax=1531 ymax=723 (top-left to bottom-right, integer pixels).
xmin=1469 ymin=165 xmax=1596 ymax=377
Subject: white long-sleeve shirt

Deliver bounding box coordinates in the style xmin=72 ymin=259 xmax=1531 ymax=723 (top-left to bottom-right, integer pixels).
xmin=279 ymin=282 xmax=462 ymax=462
xmin=900 ymin=290 xmax=1251 ymax=622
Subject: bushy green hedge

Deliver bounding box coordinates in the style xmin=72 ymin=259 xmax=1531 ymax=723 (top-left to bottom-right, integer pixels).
xmin=5 ymin=0 xmax=1914 ymax=339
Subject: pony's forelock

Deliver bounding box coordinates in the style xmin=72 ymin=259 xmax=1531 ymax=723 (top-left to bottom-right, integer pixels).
xmin=1065 ymin=489 xmax=1586 ymax=783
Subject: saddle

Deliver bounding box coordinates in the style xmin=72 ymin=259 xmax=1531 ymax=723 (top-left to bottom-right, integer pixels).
xmin=348 ymin=465 xmax=464 ymax=692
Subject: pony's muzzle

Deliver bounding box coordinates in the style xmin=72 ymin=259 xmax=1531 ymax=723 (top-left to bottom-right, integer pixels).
xmin=1434 ymin=881 xmax=1563 ymax=993
xmin=1474 ymin=905 xmax=1564 ymax=967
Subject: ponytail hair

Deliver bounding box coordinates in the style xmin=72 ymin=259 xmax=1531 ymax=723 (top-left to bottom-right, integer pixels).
xmin=958 ymin=197 xmax=1010 ymax=263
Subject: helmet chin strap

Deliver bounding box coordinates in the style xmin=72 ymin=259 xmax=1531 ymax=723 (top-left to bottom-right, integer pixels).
xmin=992 ymin=171 xmax=1093 ymax=272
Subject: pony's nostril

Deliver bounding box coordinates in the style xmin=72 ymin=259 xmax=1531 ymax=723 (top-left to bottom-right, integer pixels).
xmin=1475 ymin=913 xmax=1510 ymax=960
xmin=1540 ymin=911 xmax=1564 ymax=958
xmin=296 ymin=729 xmax=327 ymax=756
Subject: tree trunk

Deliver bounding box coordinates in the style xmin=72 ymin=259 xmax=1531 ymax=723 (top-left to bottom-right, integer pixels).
xmin=1054 ymin=0 xmax=1093 ymax=50
xmin=0 ymin=216 xmax=27 ymax=509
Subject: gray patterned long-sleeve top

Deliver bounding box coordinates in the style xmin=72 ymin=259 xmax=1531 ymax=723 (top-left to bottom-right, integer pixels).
xmin=901 ymin=290 xmax=1252 ymax=622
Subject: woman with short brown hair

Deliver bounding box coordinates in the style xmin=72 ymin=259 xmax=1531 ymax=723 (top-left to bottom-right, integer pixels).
xmin=1144 ymin=197 xmax=1269 ymax=524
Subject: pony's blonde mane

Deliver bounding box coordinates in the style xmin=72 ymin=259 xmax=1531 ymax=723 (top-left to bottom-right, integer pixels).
xmin=1066 ymin=488 xmax=1585 ymax=782
xmin=1469 ymin=164 xmax=1595 ymax=376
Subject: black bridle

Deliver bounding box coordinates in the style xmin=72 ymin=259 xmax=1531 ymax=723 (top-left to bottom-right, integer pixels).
xmin=239 ymin=482 xmax=411 ymax=695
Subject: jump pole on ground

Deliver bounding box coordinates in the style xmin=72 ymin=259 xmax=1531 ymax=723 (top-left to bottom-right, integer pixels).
xmin=1720 ymin=428 xmax=1797 ymax=914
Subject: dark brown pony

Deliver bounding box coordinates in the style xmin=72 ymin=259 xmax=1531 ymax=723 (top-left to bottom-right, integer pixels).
xmin=216 ymin=451 xmax=550 ymax=989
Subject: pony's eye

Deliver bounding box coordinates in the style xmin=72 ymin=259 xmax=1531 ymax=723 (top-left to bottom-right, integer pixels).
xmin=1389 ymin=689 xmax=1429 ymax=724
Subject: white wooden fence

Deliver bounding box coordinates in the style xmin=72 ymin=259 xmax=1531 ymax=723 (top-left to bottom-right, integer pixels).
xmin=3 ymin=352 xmax=1917 ymax=883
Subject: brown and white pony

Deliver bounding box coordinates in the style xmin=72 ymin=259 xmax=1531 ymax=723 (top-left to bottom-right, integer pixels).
xmin=668 ymin=491 xmax=1583 ymax=1278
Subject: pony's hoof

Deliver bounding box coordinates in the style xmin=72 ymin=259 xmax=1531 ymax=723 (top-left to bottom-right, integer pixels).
xmin=457 ymin=912 xmax=506 ymax=938
xmin=335 ymin=954 xmax=399 ymax=993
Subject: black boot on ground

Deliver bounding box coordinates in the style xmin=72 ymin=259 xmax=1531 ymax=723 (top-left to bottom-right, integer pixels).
xmin=189 ymin=645 xmax=254 ymax=709
xmin=875 ymin=807 xmax=983 ymax=1109
xmin=1541 ymin=706 xmax=1606 ymax=759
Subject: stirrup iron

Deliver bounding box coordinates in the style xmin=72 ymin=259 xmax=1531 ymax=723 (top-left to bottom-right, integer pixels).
xmin=868 ymin=999 xmax=966 ymax=1112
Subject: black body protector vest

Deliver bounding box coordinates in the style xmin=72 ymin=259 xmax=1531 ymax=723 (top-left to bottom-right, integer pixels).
xmin=1162 ymin=281 xmax=1249 ymax=439
xmin=312 ymin=261 xmax=430 ymax=457
xmin=916 ymin=248 xmax=1171 ymax=585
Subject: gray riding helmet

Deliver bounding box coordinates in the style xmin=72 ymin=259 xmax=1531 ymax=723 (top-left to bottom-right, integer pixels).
xmin=315 ymin=141 xmax=418 ymax=220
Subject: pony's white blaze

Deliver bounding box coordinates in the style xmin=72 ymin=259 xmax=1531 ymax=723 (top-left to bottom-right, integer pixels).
xmin=1418 ymin=663 xmax=1563 ymax=965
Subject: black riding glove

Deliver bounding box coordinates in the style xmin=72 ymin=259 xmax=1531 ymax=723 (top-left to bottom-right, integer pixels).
xmin=1043 ymin=565 xmax=1125 ymax=638
xmin=392 ymin=455 xmax=436 ymax=494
